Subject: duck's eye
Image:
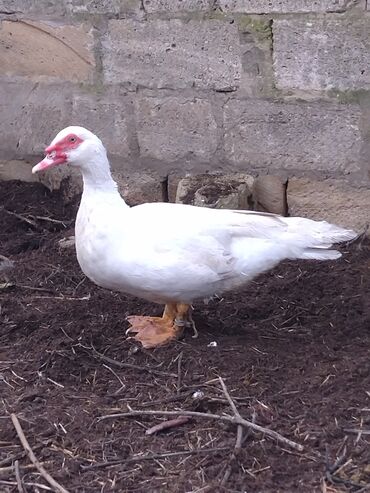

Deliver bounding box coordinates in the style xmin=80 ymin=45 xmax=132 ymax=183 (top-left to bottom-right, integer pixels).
xmin=69 ymin=136 xmax=76 ymax=143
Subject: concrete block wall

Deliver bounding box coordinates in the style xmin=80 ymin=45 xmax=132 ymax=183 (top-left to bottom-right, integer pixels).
xmin=0 ymin=0 xmax=369 ymax=205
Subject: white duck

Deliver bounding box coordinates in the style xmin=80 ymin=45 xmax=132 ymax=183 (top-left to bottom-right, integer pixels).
xmin=32 ymin=126 xmax=356 ymax=348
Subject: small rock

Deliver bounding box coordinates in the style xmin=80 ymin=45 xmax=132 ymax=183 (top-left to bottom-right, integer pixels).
xmin=58 ymin=236 xmax=75 ymax=249
xmin=252 ymin=175 xmax=287 ymax=215
xmin=0 ymin=255 xmax=14 ymax=276
xmin=115 ymin=171 xmax=165 ymax=206
xmin=176 ymin=173 xmax=254 ymax=210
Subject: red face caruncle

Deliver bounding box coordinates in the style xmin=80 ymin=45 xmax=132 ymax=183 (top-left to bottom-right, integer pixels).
xmin=32 ymin=133 xmax=84 ymax=174
xmin=45 ymin=133 xmax=83 ymax=155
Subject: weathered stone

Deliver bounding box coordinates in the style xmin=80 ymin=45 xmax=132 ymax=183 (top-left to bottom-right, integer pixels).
xmin=0 ymin=20 xmax=94 ymax=82
xmin=102 ymin=19 xmax=241 ymax=90
xmin=69 ymin=0 xmax=127 ymax=14
xmin=17 ymin=85 xmax=73 ymax=156
xmin=72 ymin=90 xmax=131 ymax=157
xmin=0 ymin=0 xmax=142 ymax=16
xmin=135 ymin=97 xmax=218 ymax=161
xmin=0 ymin=81 xmax=73 ymax=159
xmin=273 ymin=17 xmax=370 ymax=91
xmin=0 ymin=254 xmax=14 ymax=280
xmin=38 ymin=166 xmax=163 ymax=206
xmin=0 ymin=81 xmax=36 ymax=157
xmin=252 ymin=175 xmax=287 ymax=215
xmin=114 ymin=172 xmax=164 ymax=205
xmin=143 ymin=0 xmax=211 ymax=12
xmin=176 ymin=174 xmax=254 ymax=210
xmin=287 ymin=178 xmax=370 ymax=233
xmin=223 ymin=99 xmax=361 ymax=173
xmin=0 ymin=160 xmax=38 ymax=183
xmin=218 ymin=0 xmax=360 ymax=13
xmin=58 ymin=236 xmax=76 ymax=249
xmin=168 ymin=174 xmax=183 ymax=203
xmin=38 ymin=165 xmax=82 ymax=202
xmin=0 ymin=0 xmax=68 ymax=16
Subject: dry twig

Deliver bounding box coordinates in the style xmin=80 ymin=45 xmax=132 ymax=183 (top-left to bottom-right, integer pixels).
xmin=177 ymin=351 xmax=184 ymax=393
xmin=80 ymin=446 xmax=229 ymax=471
xmin=0 ymin=207 xmax=40 ymax=228
xmin=145 ymin=415 xmax=191 ymax=435
xmin=11 ymin=414 xmax=70 ymax=493
xmin=0 ymin=480 xmax=52 ymax=491
xmin=0 ymin=462 xmax=47 ymax=477
xmin=14 ymin=460 xmax=24 ymax=493
xmin=87 ymin=346 xmax=177 ymax=378
xmin=218 ymin=377 xmax=244 ymax=487
xmin=98 ymin=381 xmax=303 ymax=452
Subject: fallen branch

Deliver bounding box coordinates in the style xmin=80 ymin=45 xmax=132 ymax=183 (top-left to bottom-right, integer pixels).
xmin=218 ymin=377 xmax=244 ymax=487
xmin=145 ymin=415 xmax=191 ymax=435
xmin=30 ymin=214 xmax=71 ymax=226
xmin=80 ymin=446 xmax=229 ymax=471
xmin=14 ymin=460 xmax=24 ymax=493
xmin=98 ymin=383 xmax=303 ymax=452
xmin=0 ymin=462 xmax=48 ymax=477
xmin=343 ymin=428 xmax=370 ymax=435
xmin=0 ymin=207 xmax=40 ymax=228
xmin=87 ymin=346 xmax=177 ymax=378
xmin=220 ymin=424 xmax=243 ymax=487
xmin=177 ymin=351 xmax=184 ymax=394
xmin=11 ymin=414 xmax=70 ymax=493
xmin=0 ymin=480 xmax=52 ymax=491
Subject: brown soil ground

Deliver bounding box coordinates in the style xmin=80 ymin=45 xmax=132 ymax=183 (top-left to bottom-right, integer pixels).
xmin=0 ymin=180 xmax=369 ymax=493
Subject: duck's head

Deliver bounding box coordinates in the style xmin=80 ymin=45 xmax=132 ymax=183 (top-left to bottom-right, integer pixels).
xmin=32 ymin=126 xmax=106 ymax=174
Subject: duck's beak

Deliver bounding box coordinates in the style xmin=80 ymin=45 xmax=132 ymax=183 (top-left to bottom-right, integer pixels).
xmin=32 ymin=146 xmax=67 ymax=174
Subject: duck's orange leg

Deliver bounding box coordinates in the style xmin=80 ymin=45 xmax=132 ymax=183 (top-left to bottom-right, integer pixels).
xmin=126 ymin=303 xmax=189 ymax=348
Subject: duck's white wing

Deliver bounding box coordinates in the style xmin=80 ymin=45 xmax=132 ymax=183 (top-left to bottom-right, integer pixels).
xmin=110 ymin=202 xmax=355 ymax=303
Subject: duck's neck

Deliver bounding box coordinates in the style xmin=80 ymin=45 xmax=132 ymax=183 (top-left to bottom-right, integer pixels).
xmin=80 ymin=151 xmax=120 ymax=198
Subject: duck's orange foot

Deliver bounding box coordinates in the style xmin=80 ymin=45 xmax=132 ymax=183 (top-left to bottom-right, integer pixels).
xmin=126 ymin=315 xmax=183 ymax=348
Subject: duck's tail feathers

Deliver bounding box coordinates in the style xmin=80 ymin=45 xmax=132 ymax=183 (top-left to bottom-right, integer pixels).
xmin=299 ymin=247 xmax=342 ymax=260
xmin=284 ymin=218 xmax=357 ymax=260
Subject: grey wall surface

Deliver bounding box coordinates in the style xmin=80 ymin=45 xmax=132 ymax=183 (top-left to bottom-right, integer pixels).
xmin=0 ymin=0 xmax=369 ymax=190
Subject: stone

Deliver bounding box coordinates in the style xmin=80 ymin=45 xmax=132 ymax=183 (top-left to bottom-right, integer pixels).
xmin=114 ymin=172 xmax=165 ymax=205
xmin=0 ymin=254 xmax=14 ymax=280
xmin=176 ymin=174 xmax=254 ymax=210
xmin=38 ymin=166 xmax=164 ymax=206
xmin=0 ymin=160 xmax=38 ymax=183
xmin=167 ymin=174 xmax=183 ymax=203
xmin=143 ymin=0 xmax=211 ymax=12
xmin=273 ymin=17 xmax=370 ymax=91
xmin=223 ymin=99 xmax=362 ymax=173
xmin=218 ymin=0 xmax=360 ymax=13
xmin=0 ymin=0 xmax=143 ymax=17
xmin=135 ymin=97 xmax=218 ymax=161
xmin=0 ymin=0 xmax=68 ymax=17
xmin=58 ymin=236 xmax=76 ymax=249
xmin=17 ymin=84 xmax=73 ymax=156
xmin=287 ymin=178 xmax=370 ymax=234
xmin=38 ymin=165 xmax=82 ymax=202
xmin=0 ymin=20 xmax=94 ymax=82
xmin=0 ymin=81 xmax=36 ymax=157
xmin=102 ymin=19 xmax=241 ymax=90
xmin=252 ymin=175 xmax=287 ymax=215
xmin=69 ymin=0 xmax=126 ymax=14
xmin=72 ymin=90 xmax=131 ymax=157
xmin=0 ymin=81 xmax=73 ymax=159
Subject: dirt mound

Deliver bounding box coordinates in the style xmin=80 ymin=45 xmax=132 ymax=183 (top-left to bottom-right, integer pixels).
xmin=1 ymin=181 xmax=369 ymax=492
